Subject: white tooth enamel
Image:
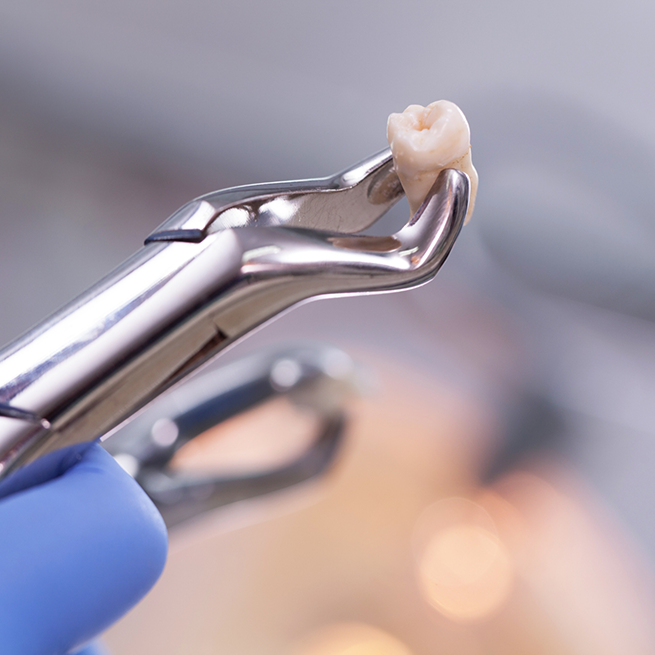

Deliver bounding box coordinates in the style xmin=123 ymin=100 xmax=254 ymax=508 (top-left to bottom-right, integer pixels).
xmin=387 ymin=100 xmax=478 ymax=222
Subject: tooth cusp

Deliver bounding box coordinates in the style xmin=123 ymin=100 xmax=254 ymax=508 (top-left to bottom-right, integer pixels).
xmin=387 ymin=100 xmax=478 ymax=222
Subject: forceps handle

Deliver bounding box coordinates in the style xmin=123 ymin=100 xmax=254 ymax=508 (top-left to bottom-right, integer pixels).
xmin=0 ymin=230 xmax=244 ymax=477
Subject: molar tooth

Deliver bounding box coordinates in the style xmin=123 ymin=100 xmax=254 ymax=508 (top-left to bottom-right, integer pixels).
xmin=387 ymin=100 xmax=478 ymax=222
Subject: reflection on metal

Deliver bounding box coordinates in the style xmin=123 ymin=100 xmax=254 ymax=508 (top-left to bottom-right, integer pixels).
xmin=104 ymin=343 xmax=360 ymax=527
xmin=0 ymin=149 xmax=468 ymax=479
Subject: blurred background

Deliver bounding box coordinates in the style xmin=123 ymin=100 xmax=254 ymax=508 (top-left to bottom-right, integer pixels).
xmin=2 ymin=1 xmax=655 ymax=653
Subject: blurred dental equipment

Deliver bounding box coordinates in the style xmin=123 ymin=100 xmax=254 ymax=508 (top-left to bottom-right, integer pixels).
xmin=105 ymin=343 xmax=361 ymax=527
xmin=106 ymin=355 xmax=655 ymax=655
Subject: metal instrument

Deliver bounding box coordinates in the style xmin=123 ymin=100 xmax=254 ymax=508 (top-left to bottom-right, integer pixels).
xmin=105 ymin=343 xmax=358 ymax=527
xmin=0 ymin=149 xmax=469 ymax=479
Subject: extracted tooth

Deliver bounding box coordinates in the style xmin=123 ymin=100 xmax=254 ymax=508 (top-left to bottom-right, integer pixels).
xmin=387 ymin=100 xmax=478 ymax=222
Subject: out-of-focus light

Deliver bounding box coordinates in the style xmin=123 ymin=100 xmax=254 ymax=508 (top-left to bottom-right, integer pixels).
xmin=490 ymin=471 xmax=655 ymax=652
xmin=270 ymin=358 xmax=303 ymax=390
xmin=321 ymin=349 xmax=354 ymax=380
xmin=413 ymin=497 xmax=514 ymax=621
xmin=292 ymin=622 xmax=413 ymax=655
xmin=150 ymin=417 xmax=179 ymax=448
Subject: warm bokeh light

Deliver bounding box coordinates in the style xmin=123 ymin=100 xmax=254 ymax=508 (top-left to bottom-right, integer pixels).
xmin=170 ymin=397 xmax=319 ymax=475
xmin=292 ymin=623 xmax=413 ymax=655
xmin=413 ymin=498 xmax=514 ymax=621
xmin=487 ymin=470 xmax=655 ymax=654
xmin=106 ymin=358 xmax=655 ymax=655
xmin=421 ymin=523 xmax=500 ymax=586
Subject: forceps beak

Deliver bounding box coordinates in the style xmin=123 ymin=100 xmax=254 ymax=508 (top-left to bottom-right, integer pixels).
xmin=144 ymin=149 xmax=404 ymax=241
xmin=235 ymin=169 xmax=469 ymax=295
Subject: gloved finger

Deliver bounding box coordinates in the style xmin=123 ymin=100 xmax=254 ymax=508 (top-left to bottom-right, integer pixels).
xmin=0 ymin=441 xmax=95 ymax=500
xmin=0 ymin=443 xmax=168 ymax=655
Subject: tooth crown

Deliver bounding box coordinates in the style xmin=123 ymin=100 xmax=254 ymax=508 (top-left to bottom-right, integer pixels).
xmin=387 ymin=100 xmax=478 ymax=222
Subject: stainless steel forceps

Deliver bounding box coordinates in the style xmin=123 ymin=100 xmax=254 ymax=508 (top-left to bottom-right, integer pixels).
xmin=0 ymin=149 xmax=470 ymax=479
xmin=105 ymin=342 xmax=359 ymax=527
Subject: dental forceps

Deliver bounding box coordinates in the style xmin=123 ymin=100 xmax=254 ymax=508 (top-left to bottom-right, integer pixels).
xmin=0 ymin=149 xmax=470 ymax=479
xmin=105 ymin=343 xmax=358 ymax=527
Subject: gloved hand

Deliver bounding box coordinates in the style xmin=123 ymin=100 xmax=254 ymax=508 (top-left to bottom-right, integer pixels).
xmin=0 ymin=441 xmax=168 ymax=655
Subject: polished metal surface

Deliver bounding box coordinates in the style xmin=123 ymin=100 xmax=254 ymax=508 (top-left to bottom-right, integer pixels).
xmin=0 ymin=152 xmax=469 ymax=479
xmin=105 ymin=343 xmax=358 ymax=527
xmin=146 ymin=149 xmax=403 ymax=239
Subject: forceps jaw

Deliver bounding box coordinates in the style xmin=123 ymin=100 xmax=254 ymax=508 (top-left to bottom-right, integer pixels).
xmin=208 ymin=168 xmax=469 ymax=341
xmin=145 ymin=149 xmax=403 ymax=242
xmin=236 ymin=168 xmax=468 ymax=288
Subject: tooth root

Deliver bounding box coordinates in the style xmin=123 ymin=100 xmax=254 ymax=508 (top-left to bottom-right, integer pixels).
xmin=387 ymin=101 xmax=478 ymax=223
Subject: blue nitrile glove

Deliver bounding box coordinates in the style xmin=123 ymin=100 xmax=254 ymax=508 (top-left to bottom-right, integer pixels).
xmin=0 ymin=441 xmax=168 ymax=655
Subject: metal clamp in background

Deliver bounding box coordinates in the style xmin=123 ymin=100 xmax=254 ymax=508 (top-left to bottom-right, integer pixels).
xmin=104 ymin=343 xmax=361 ymax=527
